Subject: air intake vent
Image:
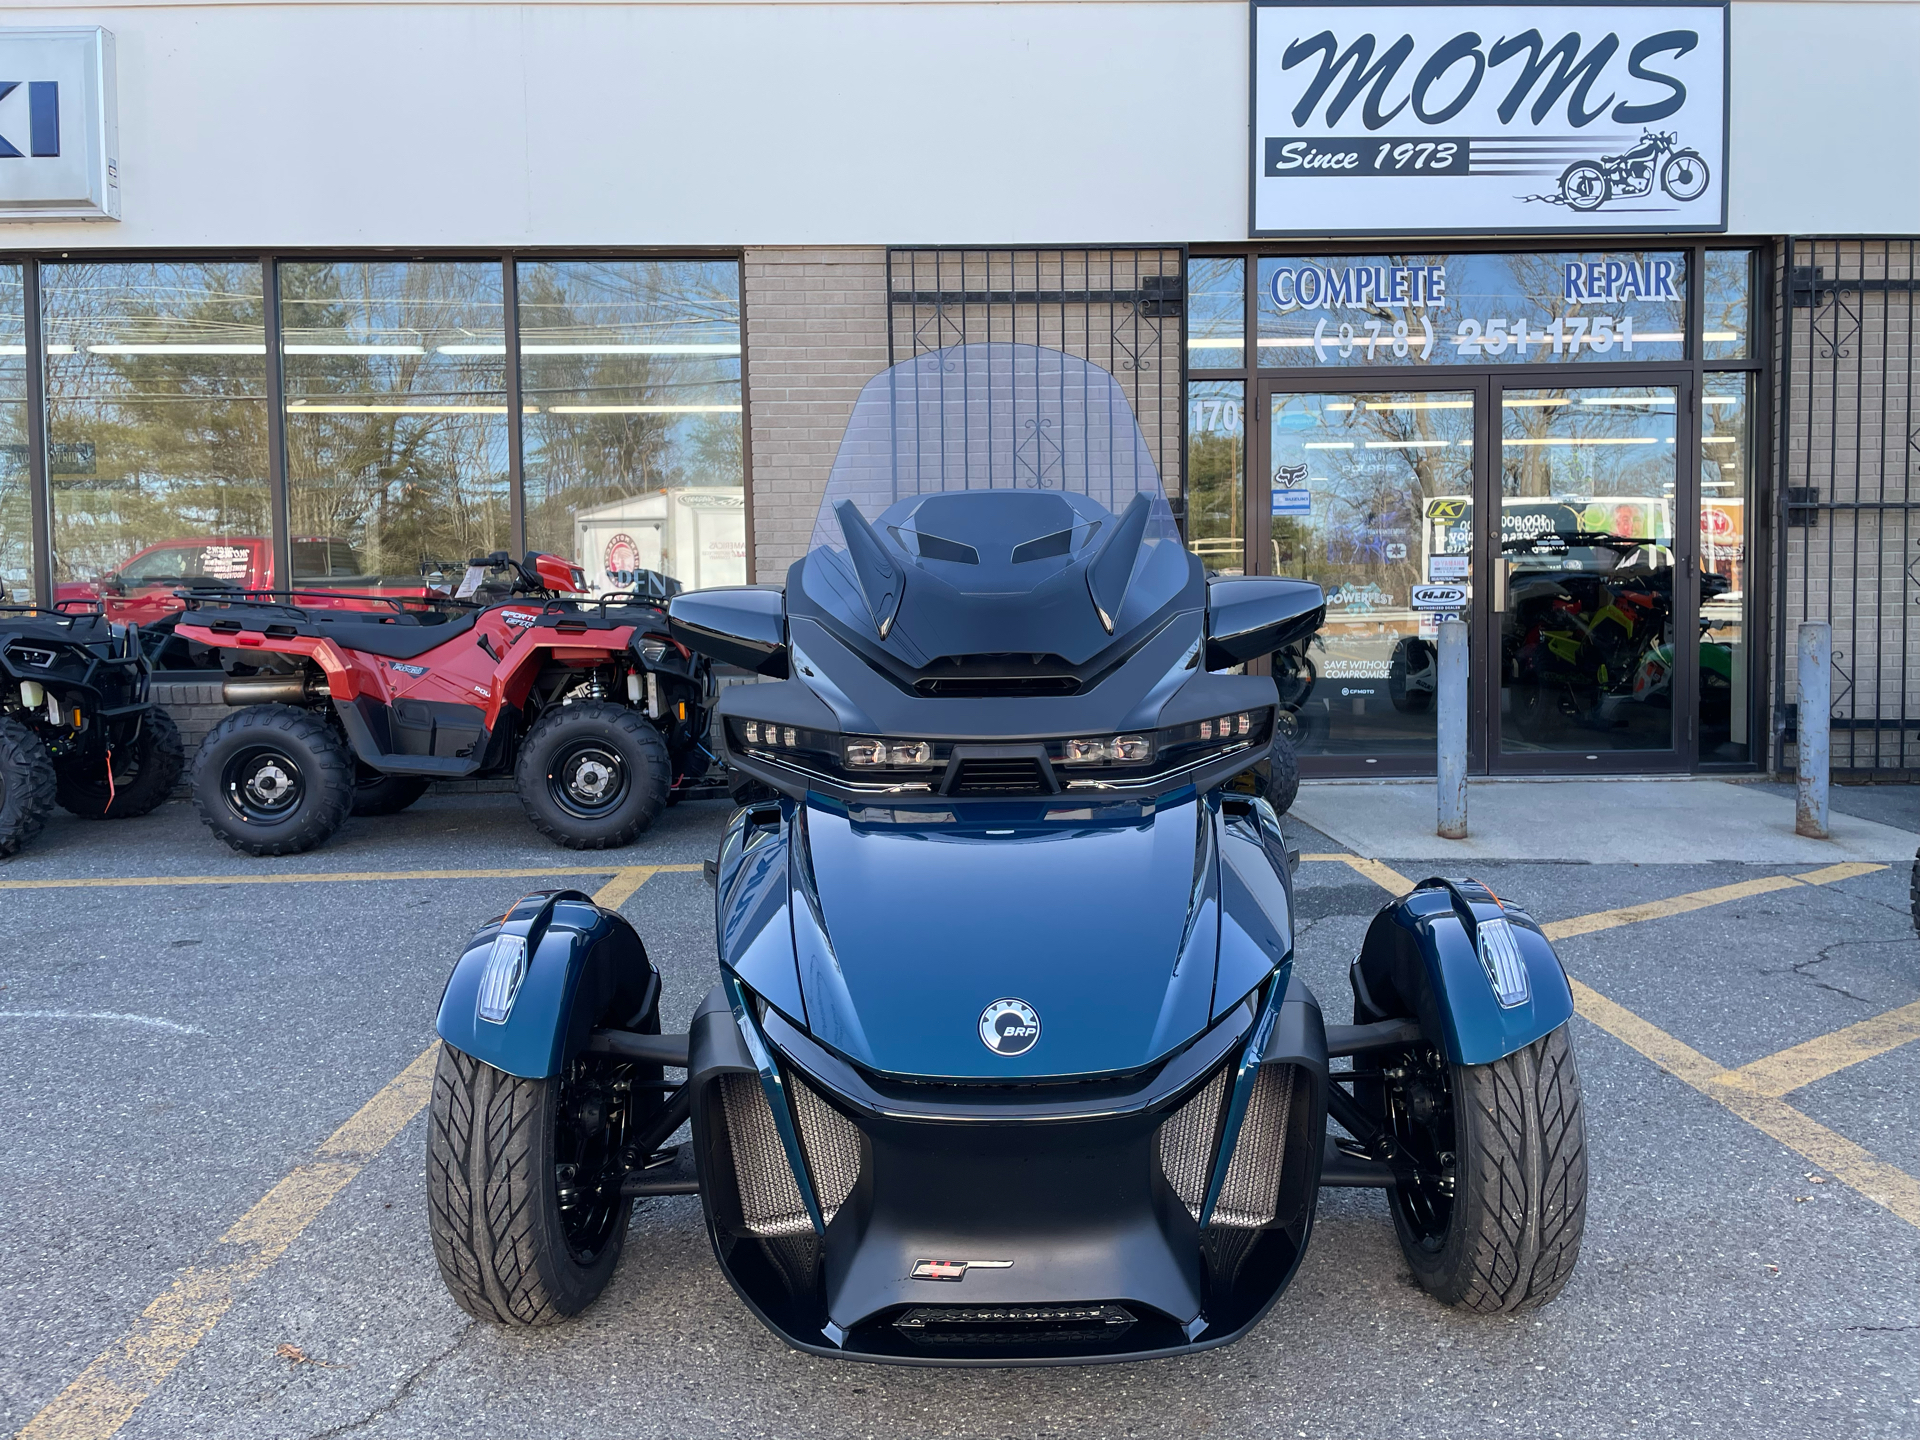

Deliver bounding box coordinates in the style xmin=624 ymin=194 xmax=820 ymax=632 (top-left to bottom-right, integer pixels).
xmin=949 ymin=757 xmax=1049 ymax=794
xmin=1156 ymin=1065 xmax=1229 ymax=1222
xmin=789 ymin=1075 xmax=863 ymax=1225
xmin=914 ymin=675 xmax=1080 ymax=697
xmin=894 ymin=1304 xmax=1135 ymax=1347
xmin=1213 ymin=1063 xmax=1295 ymax=1229
xmin=719 ymin=1073 xmax=813 ymax=1238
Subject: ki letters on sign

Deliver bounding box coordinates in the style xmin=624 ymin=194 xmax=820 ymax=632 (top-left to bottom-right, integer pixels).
xmin=1251 ymin=3 xmax=1728 ymax=237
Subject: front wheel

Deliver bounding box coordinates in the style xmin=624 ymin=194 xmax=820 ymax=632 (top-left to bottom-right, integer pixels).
xmin=191 ymin=704 xmax=354 ymax=855
xmin=1559 ymin=160 xmax=1610 ymax=212
xmin=515 ymin=701 xmax=669 ymax=850
xmin=0 ymin=717 xmax=56 ymax=857
xmin=56 ymin=707 xmax=185 ymax=819
xmin=1266 ymin=732 xmax=1300 ymax=817
xmin=427 ymin=1045 xmax=641 ymax=1325
xmin=1660 ymin=150 xmax=1710 ymax=202
xmin=1379 ymin=1026 xmax=1588 ymax=1312
xmin=1388 ymin=638 xmax=1436 ymax=714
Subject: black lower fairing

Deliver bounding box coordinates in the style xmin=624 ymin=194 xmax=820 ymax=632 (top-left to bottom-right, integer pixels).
xmin=688 ymin=974 xmax=1330 ymax=1365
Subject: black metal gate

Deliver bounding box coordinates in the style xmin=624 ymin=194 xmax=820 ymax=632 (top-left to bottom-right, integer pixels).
xmin=1776 ymin=238 xmax=1920 ymax=777
xmin=885 ymin=248 xmax=1186 ymax=501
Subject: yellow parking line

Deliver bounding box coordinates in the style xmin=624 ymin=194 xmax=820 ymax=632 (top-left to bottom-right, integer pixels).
xmin=1300 ymin=854 xmax=1418 ymax=895
xmin=0 ymin=864 xmax=704 ymax=892
xmin=12 ymin=868 xmax=659 ymax=1440
xmin=1540 ymin=861 xmax=1886 ymax=942
xmin=1569 ymin=980 xmax=1920 ymax=1232
xmin=1715 ymin=999 xmax=1920 ymax=1099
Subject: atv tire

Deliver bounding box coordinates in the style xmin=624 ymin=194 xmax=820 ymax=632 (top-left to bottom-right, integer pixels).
xmin=1386 ymin=1025 xmax=1587 ymax=1313
xmin=0 ymin=717 xmax=56 ymax=858
xmin=192 ymin=704 xmax=354 ymax=856
xmin=1388 ymin=638 xmax=1435 ymax=714
xmin=515 ymin=701 xmax=669 ymax=850
xmin=56 ymin=707 xmax=185 ymax=820
xmin=351 ymin=769 xmax=431 ymax=817
xmin=427 ymin=1045 xmax=636 ymax=1326
xmin=1266 ymin=732 xmax=1300 ymax=818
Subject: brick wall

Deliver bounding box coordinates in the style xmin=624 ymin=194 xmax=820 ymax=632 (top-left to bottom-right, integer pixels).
xmin=743 ymin=247 xmax=891 ymax=584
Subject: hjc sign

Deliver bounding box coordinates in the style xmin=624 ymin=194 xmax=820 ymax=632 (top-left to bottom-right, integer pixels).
xmin=0 ymin=28 xmax=118 ymax=221
xmin=1251 ymin=2 xmax=1728 ymax=238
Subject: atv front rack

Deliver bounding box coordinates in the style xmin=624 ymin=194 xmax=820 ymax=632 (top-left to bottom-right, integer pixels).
xmin=177 ymin=588 xmax=479 ymax=621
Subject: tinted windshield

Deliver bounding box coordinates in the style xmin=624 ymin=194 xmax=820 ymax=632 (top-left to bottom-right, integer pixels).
xmin=808 ymin=343 xmax=1178 ymax=556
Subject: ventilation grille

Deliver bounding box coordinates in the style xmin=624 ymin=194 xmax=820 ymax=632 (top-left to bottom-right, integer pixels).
xmin=719 ymin=1073 xmax=814 ymax=1238
xmin=949 ymin=757 xmax=1049 ymax=793
xmin=789 ymin=1075 xmax=863 ymax=1225
xmin=1214 ymin=1064 xmax=1295 ymax=1229
xmin=1156 ymin=1065 xmax=1229 ymax=1221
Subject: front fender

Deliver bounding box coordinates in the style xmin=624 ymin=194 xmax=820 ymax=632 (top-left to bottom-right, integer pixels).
xmin=435 ymin=889 xmax=658 ymax=1079
xmin=1350 ymin=878 xmax=1574 ymax=1066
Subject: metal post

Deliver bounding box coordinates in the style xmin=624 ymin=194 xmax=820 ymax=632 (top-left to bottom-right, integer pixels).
xmin=1795 ymin=621 xmax=1830 ymax=839
xmin=1436 ymin=615 xmax=1468 ymax=839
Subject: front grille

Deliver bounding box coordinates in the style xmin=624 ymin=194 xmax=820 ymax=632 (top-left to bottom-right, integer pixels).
xmin=719 ymin=1073 xmax=813 ymax=1237
xmin=894 ymin=1304 xmax=1135 ymax=1347
xmin=948 ymin=757 xmax=1048 ymax=794
xmin=1213 ymin=1063 xmax=1295 ymax=1229
xmin=914 ymin=675 xmax=1080 ymax=697
xmin=1156 ymin=1065 xmax=1228 ymax=1221
xmin=789 ymin=1075 xmax=863 ymax=1224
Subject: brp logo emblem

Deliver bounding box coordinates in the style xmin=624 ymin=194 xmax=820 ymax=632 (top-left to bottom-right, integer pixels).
xmin=978 ymin=998 xmax=1040 ymax=1057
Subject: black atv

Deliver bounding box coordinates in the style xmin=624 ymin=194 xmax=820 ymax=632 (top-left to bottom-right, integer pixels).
xmin=0 ymin=604 xmax=186 ymax=857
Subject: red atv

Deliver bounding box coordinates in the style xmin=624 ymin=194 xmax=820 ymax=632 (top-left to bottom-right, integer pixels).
xmin=174 ymin=552 xmax=716 ymax=856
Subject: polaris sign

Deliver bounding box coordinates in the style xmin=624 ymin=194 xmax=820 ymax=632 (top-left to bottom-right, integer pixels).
xmin=1251 ymin=2 xmax=1727 ymax=237
xmin=0 ymin=28 xmax=118 ymax=221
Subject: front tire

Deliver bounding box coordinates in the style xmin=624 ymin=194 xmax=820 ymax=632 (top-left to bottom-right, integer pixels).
xmin=56 ymin=707 xmax=185 ymax=819
xmin=1380 ymin=1027 xmax=1588 ymax=1313
xmin=515 ymin=701 xmax=669 ymax=850
xmin=1660 ymin=151 xmax=1710 ymax=202
xmin=1388 ymin=638 xmax=1435 ymax=714
xmin=0 ymin=717 xmax=56 ymax=858
xmin=427 ymin=1045 xmax=639 ymax=1325
xmin=191 ymin=704 xmax=354 ymax=856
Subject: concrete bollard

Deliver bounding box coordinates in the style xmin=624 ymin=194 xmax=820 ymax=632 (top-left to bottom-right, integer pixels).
xmin=1436 ymin=615 xmax=1468 ymax=839
xmin=1795 ymin=621 xmax=1831 ymax=839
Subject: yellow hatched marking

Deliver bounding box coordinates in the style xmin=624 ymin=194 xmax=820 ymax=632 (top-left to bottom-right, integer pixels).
xmin=1541 ymin=862 xmax=1886 ymax=942
xmin=0 ymin=864 xmax=703 ymax=892
xmin=1714 ymin=1000 xmax=1920 ymax=1099
xmin=12 ymin=867 xmax=658 ymax=1440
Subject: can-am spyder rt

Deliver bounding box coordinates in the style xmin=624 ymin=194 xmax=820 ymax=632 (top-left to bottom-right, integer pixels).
xmin=426 ymin=345 xmax=1588 ymax=1364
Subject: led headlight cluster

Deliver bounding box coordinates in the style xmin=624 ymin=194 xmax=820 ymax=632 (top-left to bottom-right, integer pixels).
xmin=844 ymin=738 xmax=934 ymax=768
xmin=1058 ymin=734 xmax=1152 ymax=765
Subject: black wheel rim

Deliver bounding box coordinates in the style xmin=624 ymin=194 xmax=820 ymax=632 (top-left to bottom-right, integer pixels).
xmin=1382 ymin=1045 xmax=1458 ymax=1250
xmin=221 ymin=744 xmax=305 ymax=823
xmin=552 ymin=1054 xmax=638 ymax=1263
xmin=547 ymin=739 xmax=630 ymax=820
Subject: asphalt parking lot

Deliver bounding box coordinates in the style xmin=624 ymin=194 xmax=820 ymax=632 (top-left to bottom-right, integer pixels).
xmin=2 ymin=790 xmax=1916 ymax=1440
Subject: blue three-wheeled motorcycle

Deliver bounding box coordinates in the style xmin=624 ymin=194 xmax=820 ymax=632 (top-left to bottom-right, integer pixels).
xmin=424 ymin=344 xmax=1587 ymax=1364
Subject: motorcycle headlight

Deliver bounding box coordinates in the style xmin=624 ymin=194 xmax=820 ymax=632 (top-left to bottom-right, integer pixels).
xmin=845 ymin=738 xmax=934 ymax=768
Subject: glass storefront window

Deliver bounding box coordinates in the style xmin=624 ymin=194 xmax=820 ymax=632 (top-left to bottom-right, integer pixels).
xmin=1267 ymin=389 xmax=1473 ymax=754
xmin=518 ymin=260 xmax=743 ymax=594
xmin=1703 ymin=251 xmax=1752 ymax=360
xmin=41 ymin=262 xmax=271 ymax=623
xmin=280 ymin=261 xmax=510 ymax=585
xmin=1256 ymin=252 xmax=1687 ymax=368
xmin=1700 ymin=373 xmax=1752 ymax=761
xmin=1497 ymin=385 xmax=1678 ymax=754
xmin=1186 ymin=380 xmax=1244 ymax=574
xmin=1187 ymin=257 xmax=1245 ymax=371
xmin=0 ymin=267 xmax=27 ymax=603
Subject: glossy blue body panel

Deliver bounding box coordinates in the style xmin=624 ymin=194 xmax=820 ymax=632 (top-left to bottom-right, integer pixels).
xmin=715 ymin=802 xmax=808 ymax=1024
xmin=435 ymin=891 xmax=656 ymax=1080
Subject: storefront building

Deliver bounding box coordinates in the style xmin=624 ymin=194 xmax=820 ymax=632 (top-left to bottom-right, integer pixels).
xmin=1 ymin=0 xmax=1913 ymax=777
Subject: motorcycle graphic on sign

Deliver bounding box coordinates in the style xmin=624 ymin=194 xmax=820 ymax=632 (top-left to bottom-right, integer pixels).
xmin=1545 ymin=130 xmax=1711 ymax=213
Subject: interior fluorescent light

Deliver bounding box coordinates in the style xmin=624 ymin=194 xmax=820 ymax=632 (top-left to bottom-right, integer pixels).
xmin=544 ymin=404 xmax=743 ymax=415
xmin=1186 ymin=338 xmax=1243 ymax=350
xmin=1633 ymin=332 xmax=1684 ymax=342
xmin=1502 ymin=397 xmax=1573 ymax=407
xmin=1702 ymin=331 xmax=1738 ymax=342
xmin=439 ymin=343 xmax=744 ymax=356
xmin=0 ymin=345 xmax=22 ymax=356
xmin=87 ymin=343 xmax=266 ymax=355
xmin=283 ymin=344 xmax=428 ymax=356
xmin=1365 ymin=439 xmax=1452 ymax=448
xmin=1365 ymin=399 xmax=1472 ymax=410
xmin=1303 ymin=441 xmax=1354 ymax=450
xmin=1702 ymin=436 xmax=1737 ymax=445
xmin=287 ymin=403 xmax=521 ymax=415
xmin=1702 ymin=396 xmax=1739 ymax=406
xmin=1582 ymin=396 xmax=1674 ymax=406
xmin=1505 ymin=437 xmax=1662 ymax=446
xmin=1323 ymin=402 xmax=1355 ymax=411
xmin=1257 ymin=337 xmax=1315 ymax=348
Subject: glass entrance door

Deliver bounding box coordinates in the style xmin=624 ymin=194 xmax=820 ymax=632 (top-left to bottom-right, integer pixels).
xmin=1491 ymin=381 xmax=1688 ymax=764
xmin=1263 ymin=387 xmax=1477 ymax=767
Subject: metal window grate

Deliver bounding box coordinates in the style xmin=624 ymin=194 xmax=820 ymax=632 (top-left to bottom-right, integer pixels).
xmin=1776 ymin=239 xmax=1920 ymax=776
xmin=886 ymin=249 xmax=1186 ymax=510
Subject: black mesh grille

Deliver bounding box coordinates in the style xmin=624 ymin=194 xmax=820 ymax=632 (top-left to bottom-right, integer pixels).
xmin=949 ymin=757 xmax=1048 ymax=794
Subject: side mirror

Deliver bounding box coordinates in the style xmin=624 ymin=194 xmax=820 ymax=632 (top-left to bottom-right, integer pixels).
xmin=1204 ymin=576 xmax=1325 ymax=670
xmin=667 ymin=586 xmax=789 ymax=677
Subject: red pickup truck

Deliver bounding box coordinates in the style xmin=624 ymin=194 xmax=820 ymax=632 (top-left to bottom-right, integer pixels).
xmin=56 ymin=537 xmax=441 ymax=625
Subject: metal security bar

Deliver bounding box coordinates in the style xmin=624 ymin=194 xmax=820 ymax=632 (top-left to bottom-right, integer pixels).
xmin=885 ymin=248 xmax=1185 ymax=509
xmin=1775 ymin=238 xmax=1920 ymax=776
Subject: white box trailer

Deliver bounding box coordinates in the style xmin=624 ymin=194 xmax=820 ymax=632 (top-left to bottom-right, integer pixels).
xmin=571 ymin=487 xmax=747 ymax=597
